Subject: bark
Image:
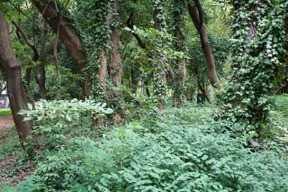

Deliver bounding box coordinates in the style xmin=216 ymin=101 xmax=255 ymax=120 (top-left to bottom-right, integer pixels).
xmin=188 ymin=1 xmax=221 ymax=89
xmin=110 ymin=1 xmax=124 ymax=124
xmin=0 ymin=9 xmax=32 ymax=147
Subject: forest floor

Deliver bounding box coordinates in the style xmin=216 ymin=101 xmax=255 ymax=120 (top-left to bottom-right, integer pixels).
xmin=0 ymin=115 xmax=33 ymax=187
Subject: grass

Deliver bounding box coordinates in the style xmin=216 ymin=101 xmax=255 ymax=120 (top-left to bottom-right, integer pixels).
xmin=0 ymin=109 xmax=12 ymax=116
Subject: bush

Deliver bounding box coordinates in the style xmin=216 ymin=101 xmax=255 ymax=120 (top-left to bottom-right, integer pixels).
xmin=0 ymin=109 xmax=12 ymax=116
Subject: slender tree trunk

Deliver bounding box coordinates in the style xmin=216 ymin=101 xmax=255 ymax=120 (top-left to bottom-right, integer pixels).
xmin=35 ymin=63 xmax=47 ymax=99
xmin=188 ymin=1 xmax=221 ymax=89
xmin=131 ymin=68 xmax=138 ymax=94
xmin=144 ymin=81 xmax=151 ymax=97
xmin=0 ymin=9 xmax=32 ymax=148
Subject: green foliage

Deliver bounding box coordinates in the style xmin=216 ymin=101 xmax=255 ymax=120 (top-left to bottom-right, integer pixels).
xmin=13 ymin=106 xmax=288 ymax=191
xmin=0 ymin=109 xmax=12 ymax=116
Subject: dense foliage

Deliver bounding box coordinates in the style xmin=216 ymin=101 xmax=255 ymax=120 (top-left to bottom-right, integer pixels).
xmin=0 ymin=100 xmax=284 ymax=191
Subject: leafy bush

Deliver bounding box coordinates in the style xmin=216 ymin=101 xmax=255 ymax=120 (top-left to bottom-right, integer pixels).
xmin=15 ymin=106 xmax=288 ymax=192
xmin=18 ymin=99 xmax=113 ymax=155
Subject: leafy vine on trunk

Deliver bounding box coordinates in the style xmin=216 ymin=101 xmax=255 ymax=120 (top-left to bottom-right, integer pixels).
xmin=220 ymin=0 xmax=288 ymax=138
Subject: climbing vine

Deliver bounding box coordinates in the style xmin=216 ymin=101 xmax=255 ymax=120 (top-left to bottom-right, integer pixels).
xmin=171 ymin=0 xmax=187 ymax=106
xmin=220 ymin=0 xmax=288 ymax=137
xmin=151 ymin=0 xmax=169 ymax=109
xmin=76 ymin=0 xmax=113 ymax=102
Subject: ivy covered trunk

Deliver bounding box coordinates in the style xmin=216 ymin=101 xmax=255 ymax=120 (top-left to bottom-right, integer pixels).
xmin=0 ymin=9 xmax=32 ymax=148
xmin=188 ymin=1 xmax=221 ymax=90
xmin=153 ymin=0 xmax=168 ymax=111
xmin=173 ymin=0 xmax=187 ymax=107
xmin=221 ymin=0 xmax=288 ymax=137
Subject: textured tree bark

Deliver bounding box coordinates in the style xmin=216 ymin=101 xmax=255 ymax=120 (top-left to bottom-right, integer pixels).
xmin=0 ymin=9 xmax=32 ymax=148
xmin=188 ymin=1 xmax=221 ymax=89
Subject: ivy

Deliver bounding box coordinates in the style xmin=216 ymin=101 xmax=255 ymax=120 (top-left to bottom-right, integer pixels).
xmin=75 ymin=0 xmax=113 ymax=102
xmin=220 ymin=0 xmax=288 ymax=137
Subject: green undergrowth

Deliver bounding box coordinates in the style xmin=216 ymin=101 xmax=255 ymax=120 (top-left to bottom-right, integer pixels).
xmin=1 ymin=99 xmax=288 ymax=191
xmin=0 ymin=109 xmax=12 ymax=116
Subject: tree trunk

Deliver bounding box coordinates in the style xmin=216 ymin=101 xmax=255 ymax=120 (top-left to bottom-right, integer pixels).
xmin=173 ymin=12 xmax=187 ymax=107
xmin=153 ymin=7 xmax=166 ymax=110
xmin=110 ymin=1 xmax=124 ymax=124
xmin=93 ymin=50 xmax=107 ymax=127
xmin=188 ymin=1 xmax=221 ymax=89
xmin=0 ymin=9 xmax=32 ymax=148
xmin=131 ymin=68 xmax=138 ymax=94
xmin=35 ymin=63 xmax=47 ymax=99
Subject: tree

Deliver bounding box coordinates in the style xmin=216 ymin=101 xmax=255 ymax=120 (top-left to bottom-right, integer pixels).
xmin=0 ymin=8 xmax=32 ymax=148
xmin=188 ymin=0 xmax=221 ymax=89
xmin=221 ymin=0 xmax=288 ymax=136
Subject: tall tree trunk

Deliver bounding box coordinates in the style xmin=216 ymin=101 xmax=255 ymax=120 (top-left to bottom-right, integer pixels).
xmin=0 ymin=9 xmax=32 ymax=148
xmin=173 ymin=4 xmax=187 ymax=107
xmin=153 ymin=6 xmax=167 ymax=110
xmin=110 ymin=1 xmax=124 ymax=124
xmin=93 ymin=50 xmax=107 ymax=127
xmin=188 ymin=1 xmax=221 ymax=89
